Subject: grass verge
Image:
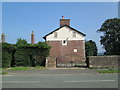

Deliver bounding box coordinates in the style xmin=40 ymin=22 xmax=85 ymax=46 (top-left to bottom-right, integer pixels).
xmin=2 ymin=66 xmax=45 ymax=71
xmin=97 ymin=69 xmax=120 ymax=73
xmin=8 ymin=67 xmax=31 ymax=70
xmin=89 ymin=67 xmax=111 ymax=69
xmin=0 ymin=71 xmax=8 ymax=75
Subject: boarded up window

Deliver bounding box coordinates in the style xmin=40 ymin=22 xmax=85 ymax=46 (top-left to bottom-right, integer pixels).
xmin=73 ymin=49 xmax=77 ymax=52
xmin=54 ymin=32 xmax=57 ymax=38
xmin=73 ymin=31 xmax=76 ymax=37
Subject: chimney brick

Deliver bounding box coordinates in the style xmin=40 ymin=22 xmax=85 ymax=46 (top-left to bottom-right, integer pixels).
xmin=60 ymin=16 xmax=70 ymax=27
xmin=1 ymin=33 xmax=5 ymax=43
xmin=31 ymin=31 xmax=35 ymax=44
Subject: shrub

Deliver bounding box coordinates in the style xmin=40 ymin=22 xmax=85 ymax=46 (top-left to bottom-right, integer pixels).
xmin=2 ymin=39 xmax=51 ymax=67
xmin=2 ymin=43 xmax=14 ymax=68
xmin=2 ymin=50 xmax=12 ymax=68
xmin=14 ymin=48 xmax=31 ymax=67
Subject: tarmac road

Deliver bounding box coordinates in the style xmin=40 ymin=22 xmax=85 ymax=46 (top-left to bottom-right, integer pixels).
xmin=2 ymin=69 xmax=118 ymax=88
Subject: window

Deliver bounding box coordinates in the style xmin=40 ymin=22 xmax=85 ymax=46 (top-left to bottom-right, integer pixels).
xmin=63 ymin=40 xmax=66 ymax=43
xmin=73 ymin=49 xmax=77 ymax=52
xmin=62 ymin=40 xmax=67 ymax=46
xmin=73 ymin=31 xmax=76 ymax=37
xmin=54 ymin=32 xmax=57 ymax=38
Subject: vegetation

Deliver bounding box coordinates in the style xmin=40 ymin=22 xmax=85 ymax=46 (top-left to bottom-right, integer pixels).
xmin=8 ymin=67 xmax=31 ymax=70
xmin=1 ymin=38 xmax=51 ymax=68
xmin=0 ymin=71 xmax=8 ymax=75
xmin=2 ymin=43 xmax=14 ymax=68
xmin=89 ymin=67 xmax=111 ymax=69
xmin=97 ymin=18 xmax=120 ymax=55
xmin=97 ymin=69 xmax=120 ymax=73
xmin=85 ymin=40 xmax=98 ymax=56
xmin=3 ymin=66 xmax=45 ymax=71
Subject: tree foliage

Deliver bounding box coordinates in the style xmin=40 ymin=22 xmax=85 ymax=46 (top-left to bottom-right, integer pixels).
xmin=97 ymin=18 xmax=120 ymax=55
xmin=85 ymin=40 xmax=98 ymax=56
xmin=2 ymin=43 xmax=14 ymax=67
xmin=2 ymin=39 xmax=51 ymax=68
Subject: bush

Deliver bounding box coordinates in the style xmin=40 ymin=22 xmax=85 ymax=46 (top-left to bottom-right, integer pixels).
xmin=2 ymin=39 xmax=51 ymax=67
xmin=2 ymin=43 xmax=14 ymax=68
xmin=2 ymin=50 xmax=12 ymax=68
xmin=14 ymin=48 xmax=31 ymax=67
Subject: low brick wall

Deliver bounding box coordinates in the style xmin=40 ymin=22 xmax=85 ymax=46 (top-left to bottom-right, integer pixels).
xmin=88 ymin=55 xmax=120 ymax=68
xmin=45 ymin=57 xmax=56 ymax=68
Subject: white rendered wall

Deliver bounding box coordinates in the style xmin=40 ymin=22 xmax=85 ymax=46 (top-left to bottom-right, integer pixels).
xmin=46 ymin=26 xmax=85 ymax=41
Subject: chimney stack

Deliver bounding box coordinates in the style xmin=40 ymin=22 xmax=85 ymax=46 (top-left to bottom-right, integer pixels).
xmin=62 ymin=16 xmax=64 ymax=19
xmin=1 ymin=33 xmax=5 ymax=43
xmin=60 ymin=16 xmax=70 ymax=27
xmin=31 ymin=31 xmax=35 ymax=44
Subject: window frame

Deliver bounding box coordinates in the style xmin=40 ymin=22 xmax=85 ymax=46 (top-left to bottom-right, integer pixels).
xmin=73 ymin=31 xmax=76 ymax=37
xmin=54 ymin=32 xmax=57 ymax=38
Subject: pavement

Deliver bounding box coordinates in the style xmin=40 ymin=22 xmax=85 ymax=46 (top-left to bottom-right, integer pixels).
xmin=1 ymin=68 xmax=119 ymax=88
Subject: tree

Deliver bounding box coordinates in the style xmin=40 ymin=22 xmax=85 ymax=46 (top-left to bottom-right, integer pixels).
xmin=16 ymin=38 xmax=28 ymax=47
xmin=97 ymin=18 xmax=120 ymax=55
xmin=85 ymin=40 xmax=98 ymax=56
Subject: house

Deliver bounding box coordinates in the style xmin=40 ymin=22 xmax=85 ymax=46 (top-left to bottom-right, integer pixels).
xmin=43 ymin=16 xmax=86 ymax=67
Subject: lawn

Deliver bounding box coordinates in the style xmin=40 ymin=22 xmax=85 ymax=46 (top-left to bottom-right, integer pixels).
xmin=2 ymin=66 xmax=45 ymax=71
xmin=97 ymin=69 xmax=120 ymax=73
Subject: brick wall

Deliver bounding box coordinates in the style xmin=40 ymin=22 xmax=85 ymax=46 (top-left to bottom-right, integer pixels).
xmin=88 ymin=55 xmax=120 ymax=68
xmin=46 ymin=40 xmax=86 ymax=66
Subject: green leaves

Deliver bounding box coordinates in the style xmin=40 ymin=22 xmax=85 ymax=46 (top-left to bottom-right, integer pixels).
xmin=97 ymin=18 xmax=120 ymax=55
xmin=2 ymin=39 xmax=51 ymax=67
xmin=85 ymin=40 xmax=98 ymax=56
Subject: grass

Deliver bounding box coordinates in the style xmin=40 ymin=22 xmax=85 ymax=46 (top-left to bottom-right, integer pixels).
xmin=0 ymin=71 xmax=8 ymax=75
xmin=33 ymin=66 xmax=45 ymax=69
xmin=97 ymin=69 xmax=120 ymax=73
xmin=8 ymin=67 xmax=31 ymax=70
xmin=89 ymin=67 xmax=98 ymax=69
xmin=89 ymin=67 xmax=112 ymax=69
xmin=2 ymin=66 xmax=45 ymax=71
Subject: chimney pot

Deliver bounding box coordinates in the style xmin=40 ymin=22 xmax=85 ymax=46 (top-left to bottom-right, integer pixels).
xmin=62 ymin=16 xmax=64 ymax=19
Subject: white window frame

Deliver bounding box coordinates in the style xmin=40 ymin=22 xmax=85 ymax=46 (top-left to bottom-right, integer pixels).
xmin=73 ymin=31 xmax=76 ymax=37
xmin=54 ymin=32 xmax=57 ymax=38
xmin=62 ymin=40 xmax=67 ymax=46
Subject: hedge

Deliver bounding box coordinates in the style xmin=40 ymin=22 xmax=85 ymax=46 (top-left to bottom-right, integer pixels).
xmin=14 ymin=48 xmax=31 ymax=67
xmin=1 ymin=40 xmax=51 ymax=68
xmin=2 ymin=49 xmax=12 ymax=68
xmin=2 ymin=43 xmax=14 ymax=68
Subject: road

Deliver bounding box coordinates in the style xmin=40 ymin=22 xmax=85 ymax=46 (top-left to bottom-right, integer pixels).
xmin=2 ymin=69 xmax=118 ymax=88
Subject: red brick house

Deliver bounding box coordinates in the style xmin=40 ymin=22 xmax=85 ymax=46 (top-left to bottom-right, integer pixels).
xmin=43 ymin=16 xmax=86 ymax=66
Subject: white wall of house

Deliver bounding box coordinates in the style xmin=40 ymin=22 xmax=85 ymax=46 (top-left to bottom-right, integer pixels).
xmin=46 ymin=26 xmax=85 ymax=41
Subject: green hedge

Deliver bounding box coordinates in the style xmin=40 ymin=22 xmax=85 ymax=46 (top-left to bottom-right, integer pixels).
xmin=2 ymin=43 xmax=14 ymax=68
xmin=2 ymin=40 xmax=51 ymax=68
xmin=2 ymin=49 xmax=12 ymax=68
xmin=14 ymin=48 xmax=31 ymax=67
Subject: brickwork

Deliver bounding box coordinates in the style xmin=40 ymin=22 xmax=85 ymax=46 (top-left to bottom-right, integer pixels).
xmin=31 ymin=31 xmax=35 ymax=44
xmin=46 ymin=40 xmax=86 ymax=66
xmin=60 ymin=19 xmax=70 ymax=27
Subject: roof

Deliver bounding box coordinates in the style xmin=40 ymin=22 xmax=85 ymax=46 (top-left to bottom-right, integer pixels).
xmin=43 ymin=25 xmax=86 ymax=40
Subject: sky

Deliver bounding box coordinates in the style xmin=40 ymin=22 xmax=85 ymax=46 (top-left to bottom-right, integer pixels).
xmin=2 ymin=2 xmax=118 ymax=53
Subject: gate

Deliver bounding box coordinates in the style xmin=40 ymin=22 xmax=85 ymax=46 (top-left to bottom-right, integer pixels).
xmin=45 ymin=57 xmax=57 ymax=68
